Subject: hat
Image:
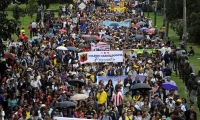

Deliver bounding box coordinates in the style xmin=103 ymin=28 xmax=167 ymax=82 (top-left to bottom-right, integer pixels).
xmin=41 ymin=104 xmax=46 ymax=107
xmin=104 ymin=63 xmax=109 ymax=66
xmin=18 ymin=109 xmax=23 ymax=114
xmin=99 ymin=71 xmax=104 ymax=75
xmin=27 ymin=68 xmax=32 ymax=71
xmin=78 ymin=67 xmax=82 ymax=70
xmin=176 ymin=99 xmax=182 ymax=103
xmin=119 ymin=82 xmax=123 ymax=85
xmin=104 ymin=109 xmax=109 ymax=113
xmin=1 ymin=58 xmax=6 ymax=62
xmin=169 ymin=97 xmax=173 ymax=100
xmin=162 ymin=115 xmax=166 ymax=120
xmin=191 ymin=73 xmax=195 ymax=75
xmin=148 ymin=60 xmax=152 ymax=64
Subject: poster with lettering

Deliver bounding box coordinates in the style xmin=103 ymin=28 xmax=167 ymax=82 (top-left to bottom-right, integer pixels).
xmin=91 ymin=44 xmax=110 ymax=51
xmin=78 ymin=51 xmax=123 ymax=64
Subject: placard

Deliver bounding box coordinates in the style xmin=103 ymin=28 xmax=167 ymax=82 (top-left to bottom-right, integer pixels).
xmin=78 ymin=51 xmax=123 ymax=64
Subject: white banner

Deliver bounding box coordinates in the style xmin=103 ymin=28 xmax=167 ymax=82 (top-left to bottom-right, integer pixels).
xmin=91 ymin=44 xmax=110 ymax=51
xmin=53 ymin=117 xmax=95 ymax=120
xmin=78 ymin=51 xmax=123 ymax=64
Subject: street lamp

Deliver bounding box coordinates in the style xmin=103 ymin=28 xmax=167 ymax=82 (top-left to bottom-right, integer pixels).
xmin=153 ymin=1 xmax=158 ymax=26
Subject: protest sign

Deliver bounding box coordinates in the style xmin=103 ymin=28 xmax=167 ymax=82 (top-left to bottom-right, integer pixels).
xmin=103 ymin=20 xmax=130 ymax=28
xmin=78 ymin=51 xmax=123 ymax=64
xmin=97 ymin=74 xmax=146 ymax=87
xmin=91 ymin=44 xmax=110 ymax=51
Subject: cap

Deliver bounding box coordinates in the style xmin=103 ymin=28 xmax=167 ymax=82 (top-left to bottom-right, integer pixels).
xmin=176 ymin=99 xmax=182 ymax=103
xmin=104 ymin=109 xmax=109 ymax=113
xmin=169 ymin=97 xmax=173 ymax=99
xmin=162 ymin=115 xmax=166 ymax=119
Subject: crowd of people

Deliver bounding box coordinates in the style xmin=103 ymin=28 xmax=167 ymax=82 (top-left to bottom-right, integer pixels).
xmin=0 ymin=0 xmax=199 ymax=120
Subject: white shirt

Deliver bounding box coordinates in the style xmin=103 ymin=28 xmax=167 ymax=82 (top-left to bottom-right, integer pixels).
xmin=32 ymin=22 xmax=37 ymax=28
xmin=31 ymin=80 xmax=41 ymax=88
xmin=83 ymin=89 xmax=91 ymax=96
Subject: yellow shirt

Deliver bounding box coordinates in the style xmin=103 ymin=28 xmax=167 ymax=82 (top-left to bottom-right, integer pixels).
xmin=96 ymin=91 xmax=107 ymax=104
xmin=125 ymin=115 xmax=133 ymax=120
xmin=90 ymin=75 xmax=95 ymax=83
xmin=53 ymin=58 xmax=57 ymax=66
xmin=133 ymin=95 xmax=140 ymax=102
xmin=26 ymin=111 xmax=31 ymax=118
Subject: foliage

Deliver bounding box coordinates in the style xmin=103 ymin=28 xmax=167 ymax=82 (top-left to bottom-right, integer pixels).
xmin=141 ymin=4 xmax=154 ymax=12
xmin=170 ymin=20 xmax=183 ymax=40
xmin=38 ymin=0 xmax=74 ymax=9
xmin=165 ymin=0 xmax=183 ymax=22
xmin=166 ymin=0 xmax=200 ymax=45
xmin=0 ymin=0 xmax=19 ymax=41
xmin=0 ymin=0 xmax=12 ymax=11
xmin=26 ymin=0 xmax=38 ymax=18
xmin=12 ymin=5 xmax=23 ymax=21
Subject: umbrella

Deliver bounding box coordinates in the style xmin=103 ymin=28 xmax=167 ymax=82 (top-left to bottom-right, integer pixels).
xmin=133 ymin=17 xmax=141 ymax=20
xmin=115 ymin=13 xmax=124 ymax=17
xmin=56 ymin=46 xmax=68 ymax=51
xmin=145 ymin=29 xmax=155 ymax=34
xmin=44 ymin=33 xmax=54 ymax=37
xmin=71 ymin=94 xmax=89 ymax=101
xmin=102 ymin=35 xmax=113 ymax=39
xmin=106 ymin=13 xmax=114 ymax=17
xmin=86 ymin=36 xmax=97 ymax=41
xmin=82 ymin=34 xmax=91 ymax=37
xmin=135 ymin=35 xmax=144 ymax=40
xmin=131 ymin=83 xmax=152 ymax=90
xmin=59 ymin=29 xmax=67 ymax=32
xmin=68 ymin=79 xmax=85 ymax=87
xmin=56 ymin=101 xmax=76 ymax=107
xmin=67 ymin=46 xmax=78 ymax=51
xmin=124 ymin=19 xmax=132 ymax=22
xmin=140 ymin=27 xmax=149 ymax=31
xmin=32 ymin=36 xmax=39 ymax=39
xmin=92 ymin=35 xmax=101 ymax=40
xmin=136 ymin=21 xmax=146 ymax=26
xmin=162 ymin=83 xmax=178 ymax=90
xmin=97 ymin=42 xmax=107 ymax=45
xmin=4 ymin=53 xmax=16 ymax=60
xmin=132 ymin=24 xmax=140 ymax=29
xmin=78 ymin=44 xmax=89 ymax=48
xmin=109 ymin=23 xmax=119 ymax=26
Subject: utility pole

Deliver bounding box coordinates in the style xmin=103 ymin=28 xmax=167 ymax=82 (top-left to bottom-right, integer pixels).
xmin=154 ymin=1 xmax=158 ymax=26
xmin=183 ymin=0 xmax=187 ymax=49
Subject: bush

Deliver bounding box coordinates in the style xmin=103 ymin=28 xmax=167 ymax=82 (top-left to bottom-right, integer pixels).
xmin=141 ymin=4 xmax=154 ymax=12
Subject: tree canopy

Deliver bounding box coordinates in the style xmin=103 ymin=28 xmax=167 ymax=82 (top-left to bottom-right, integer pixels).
xmin=166 ymin=0 xmax=200 ymax=45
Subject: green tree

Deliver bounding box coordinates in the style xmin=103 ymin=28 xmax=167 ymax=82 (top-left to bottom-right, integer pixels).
xmin=166 ymin=0 xmax=200 ymax=45
xmin=12 ymin=5 xmax=23 ymax=21
xmin=170 ymin=20 xmax=183 ymax=40
xmin=26 ymin=0 xmax=38 ymax=18
xmin=165 ymin=0 xmax=183 ymax=22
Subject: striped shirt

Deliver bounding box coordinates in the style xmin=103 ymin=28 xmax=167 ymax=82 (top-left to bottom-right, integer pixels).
xmin=112 ymin=92 xmax=123 ymax=107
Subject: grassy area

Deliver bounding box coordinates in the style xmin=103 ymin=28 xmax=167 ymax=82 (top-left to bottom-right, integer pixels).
xmin=6 ymin=4 xmax=200 ymax=117
xmin=147 ymin=12 xmax=200 ymax=116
